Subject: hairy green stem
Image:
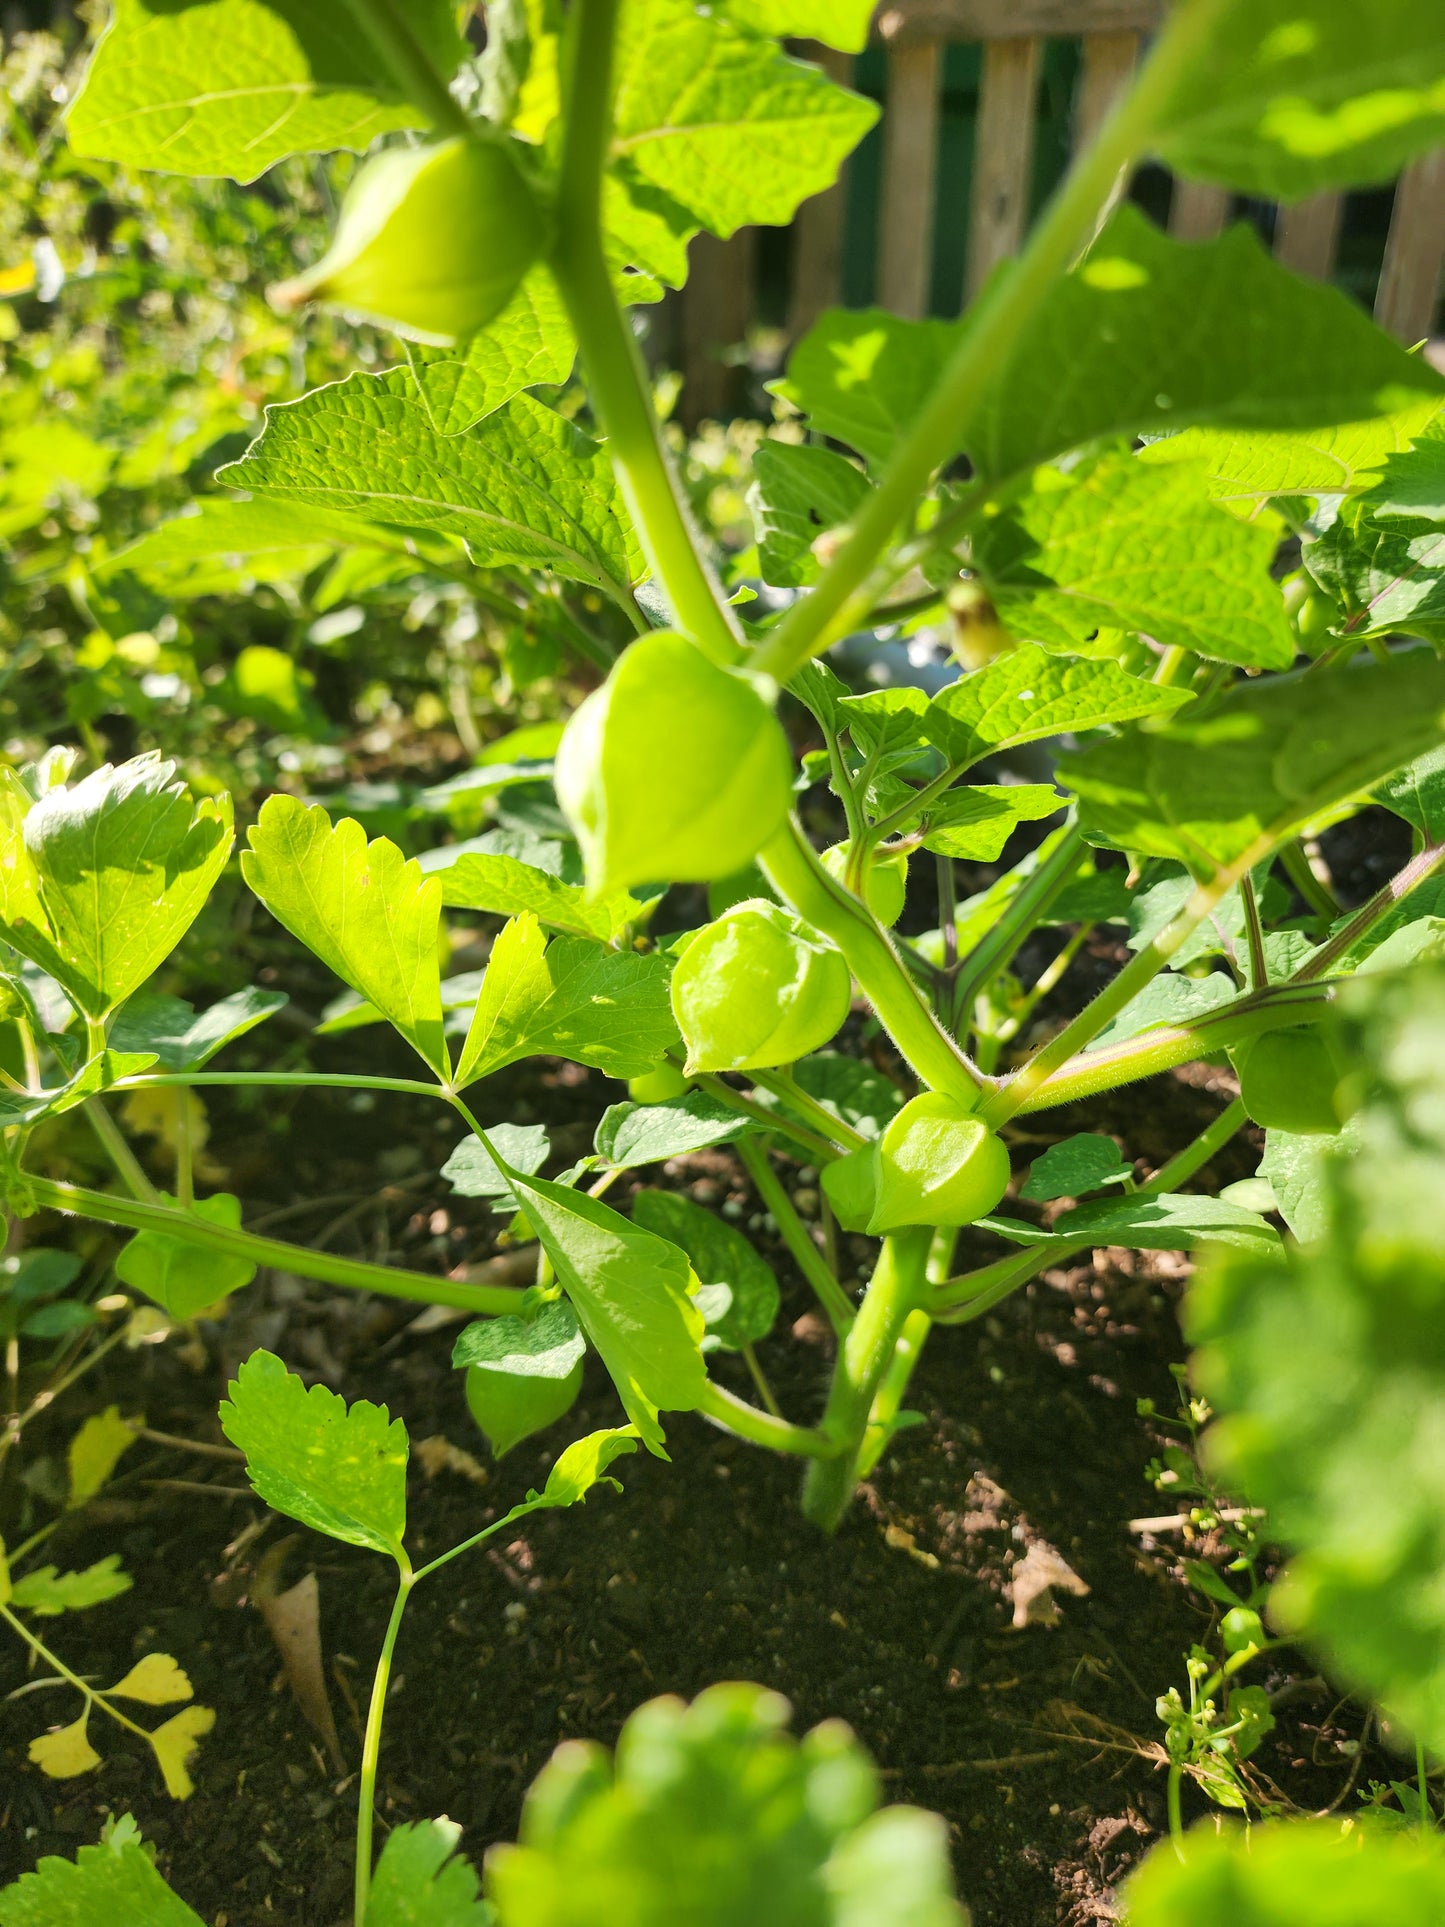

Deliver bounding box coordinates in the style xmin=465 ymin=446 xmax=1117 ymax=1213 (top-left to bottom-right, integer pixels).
xmin=952 ymin=822 xmax=1086 ymax=1027
xmin=855 ymin=1306 xmax=930 ymax=1479
xmin=744 ymin=1065 xmax=870 ymax=1153
xmin=1281 ymin=837 xmax=1341 ymax=920
xmin=24 ymin=1177 xmax=525 ymax=1316
xmin=760 ymin=820 xmax=991 ymax=1105
xmin=734 ymin=1135 xmax=855 ymax=1334
xmin=802 ymin=1227 xmax=932 ymax=1531
xmin=552 ymin=0 xmax=739 ymax=663
xmin=748 ymin=0 xmax=1231 ymax=684
xmin=1293 ymin=837 xmax=1445 ymax=982
xmin=355 ymin=1566 xmax=413 ymax=1927
xmin=339 ymin=0 xmax=471 ymax=137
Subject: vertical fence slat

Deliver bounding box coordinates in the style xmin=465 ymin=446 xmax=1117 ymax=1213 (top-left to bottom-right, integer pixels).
xmin=1273 ymin=192 xmax=1345 ymax=281
xmin=788 ymin=46 xmax=853 ymax=339
xmin=878 ymin=40 xmax=943 ymax=319
xmin=680 ymin=228 xmax=757 ymax=425
xmin=966 ymin=35 xmax=1043 ymax=300
xmin=1169 ymin=178 xmax=1231 ymax=242
xmin=1073 ymin=29 xmax=1138 ymax=152
xmin=1376 ymin=150 xmax=1445 ymax=343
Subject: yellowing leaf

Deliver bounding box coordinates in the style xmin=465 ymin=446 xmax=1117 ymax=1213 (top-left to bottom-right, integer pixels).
xmin=68 ymin=1406 xmax=137 ymax=1508
xmin=108 ymin=1653 xmax=194 ymax=1706
xmin=29 ymin=1713 xmax=101 ymax=1780
xmin=147 ymin=1703 xmax=215 ymax=1800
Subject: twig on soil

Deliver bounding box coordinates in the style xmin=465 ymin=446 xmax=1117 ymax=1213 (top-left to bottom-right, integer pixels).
xmin=136 ymin=1425 xmax=244 ymax=1462
xmin=140 ymin=1478 xmax=253 ymax=1499
xmin=1127 ymin=1508 xmax=1263 ymax=1534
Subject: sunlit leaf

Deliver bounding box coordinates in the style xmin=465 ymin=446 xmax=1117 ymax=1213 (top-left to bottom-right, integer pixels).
xmin=68 ymin=1406 xmax=136 ymax=1509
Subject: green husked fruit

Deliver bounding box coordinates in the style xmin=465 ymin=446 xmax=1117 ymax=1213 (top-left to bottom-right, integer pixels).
xmin=819 ymin=1141 xmax=879 ymax=1233
xmin=271 ymin=136 xmax=548 ymax=345
xmin=555 ymin=634 xmax=794 ymax=895
xmin=671 ymin=899 xmax=851 ymax=1074
xmin=869 ymin=1092 xmax=1011 ymax=1233
xmin=1233 ymin=1026 xmax=1346 ymax=1136
xmin=627 ymin=1063 xmax=691 ymax=1103
xmin=465 ymin=1360 xmax=583 ymax=1458
xmin=819 ymin=841 xmax=909 ymax=927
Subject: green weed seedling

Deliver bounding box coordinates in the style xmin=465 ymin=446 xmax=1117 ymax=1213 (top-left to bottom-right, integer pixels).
xmin=6 ymin=0 xmax=1445 ymax=1918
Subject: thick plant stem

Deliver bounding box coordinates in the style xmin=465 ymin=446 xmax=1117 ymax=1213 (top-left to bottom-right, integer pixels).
xmin=355 ymin=1568 xmax=413 ymax=1927
xmin=340 ymin=0 xmax=472 ymax=137
xmin=802 ymin=1227 xmax=932 ymax=1531
xmin=855 ymin=1306 xmax=931 ymax=1478
xmin=1293 ymin=837 xmax=1445 ymax=982
xmin=748 ymin=0 xmax=1231 ymax=685
xmin=696 ymin=1379 xmax=836 ymax=1458
xmin=552 ymin=0 xmax=740 ymax=664
xmin=735 ymin=1135 xmax=855 ymax=1334
xmin=761 ymin=821 xmax=990 ymax=1105
xmin=25 ymin=1176 xmax=525 ymax=1316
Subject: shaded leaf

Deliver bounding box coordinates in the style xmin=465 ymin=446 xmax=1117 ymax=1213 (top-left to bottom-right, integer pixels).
xmin=146 ymin=1704 xmax=215 ymax=1801
xmin=0 ymin=1817 xmax=204 ymax=1926
xmin=68 ymin=1407 xmax=136 ymax=1509
xmin=366 ymin=1817 xmax=490 ymax=1927
xmin=110 ymin=986 xmax=288 ymax=1070
xmin=115 ymin=1192 xmax=257 ymax=1320
xmin=748 ymin=441 xmax=872 ymax=588
xmin=917 ymin=785 xmax=1066 ymax=861
xmin=772 ymin=309 xmax=966 ymax=467
xmin=1053 ymin=1193 xmax=1280 ymax=1255
xmin=633 ymin=1189 xmax=779 ymax=1350
xmin=28 ymin=1715 xmax=101 ymax=1781
xmin=9 ymin=1555 xmax=131 ymax=1616
xmin=242 ymin=794 xmax=449 ymax=1080
xmin=442 ymin=1123 xmax=551 ymax=1210
xmin=1020 ymin=1134 xmax=1133 ymax=1203
xmin=220 ymin=1350 xmax=408 ymax=1559
xmin=108 ymin=1653 xmax=193 ymax=1706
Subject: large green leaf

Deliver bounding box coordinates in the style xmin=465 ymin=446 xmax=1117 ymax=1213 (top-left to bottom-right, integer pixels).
xmin=66 ymin=0 xmax=464 ymax=181
xmin=103 ymin=497 xmax=448 ymax=595
xmin=1153 ymin=0 xmax=1445 ymax=199
xmin=1188 ymin=967 xmax=1445 ymax=1752
xmin=0 ymin=1821 xmax=204 ymax=1927
xmin=242 ymin=795 xmax=449 ymax=1079
xmin=365 ymin=1819 xmax=490 ymax=1927
xmin=406 ymin=270 xmax=575 ymax=437
xmin=1137 ymin=401 xmax=1443 ymax=507
xmin=921 ymin=642 xmax=1191 ymax=771
xmin=632 ymin=1188 xmax=779 ymax=1350
xmin=220 ymin=372 xmax=642 ymax=605
xmin=966 ymin=208 xmax=1441 ymax=485
xmin=0 ymin=755 xmax=233 ymax=1021
xmin=748 ymin=441 xmax=873 ymax=588
xmin=1052 ymin=1191 xmax=1278 ymax=1256
xmin=771 ymin=310 xmax=966 ymax=467
xmin=220 ymin=1349 xmax=408 ymax=1560
xmin=1303 ymin=504 xmax=1445 ymax=647
xmin=1059 ymin=649 xmax=1445 ymax=875
xmin=971 ymin=453 xmax=1295 ymax=670
xmin=612 ymin=0 xmax=877 ymax=237
xmin=502 ymin=1169 xmax=707 ymax=1455
xmin=454 ymin=913 xmax=678 ymax=1087
xmin=1124 ymin=1820 xmax=1445 ymax=1927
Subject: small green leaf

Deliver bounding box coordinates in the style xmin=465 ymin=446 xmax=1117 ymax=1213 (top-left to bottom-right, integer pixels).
xmin=460 ymin=1304 xmax=587 ymax=1458
xmin=0 ymin=754 xmax=233 ymax=1021
xmin=1059 ymin=650 xmax=1445 ymax=875
xmin=1055 ymin=1193 xmax=1279 ymax=1255
xmin=242 ymin=794 xmax=449 ymax=1080
xmin=9 ymin=1555 xmax=131 ymax=1616
xmin=633 ymin=1189 xmax=779 ymax=1350
xmin=0 ymin=1819 xmax=205 ymax=1925
xmin=966 ymin=207 xmax=1441 ymax=485
xmin=102 ymin=497 xmax=436 ymax=595
xmin=917 ymin=785 xmax=1066 ymax=862
xmin=454 ymin=913 xmax=679 ymax=1088
xmin=439 ymin=850 xmax=643 ymax=940
xmin=922 ymin=642 xmax=1191 ymax=772
xmin=595 ymin=1091 xmax=763 ymax=1168
xmin=1138 ymin=400 xmax=1443 ymax=506
xmin=1303 ymin=503 xmax=1445 ymax=647
xmin=1153 ymin=0 xmax=1445 ymax=198
xmin=1123 ymin=1820 xmax=1445 ymax=1927
xmin=971 ymin=452 xmax=1295 ymax=670
xmin=1020 ymin=1134 xmax=1133 ymax=1203
xmin=748 ymin=441 xmax=872 ymax=588
xmin=221 ymin=372 xmax=642 ymax=606
xmin=114 ymin=1192 xmax=257 ymax=1320
xmin=365 ymin=1818 xmax=490 ymax=1927
xmin=771 ymin=309 xmax=966 ymax=467
xmin=68 ymin=1407 xmax=136 ymax=1508
xmin=407 ymin=269 xmax=575 ymax=436
xmin=531 ymin=1426 xmax=639 ymax=1507
xmin=109 ymin=987 xmax=289 ymax=1070
xmin=502 ymin=1170 xmax=707 ymax=1456
xmin=613 ymin=0 xmax=877 ymax=236
xmin=220 ymin=1350 xmax=408 ymax=1559
xmin=442 ymin=1123 xmax=551 ymax=1210
xmin=65 ymin=0 xmax=465 ymax=181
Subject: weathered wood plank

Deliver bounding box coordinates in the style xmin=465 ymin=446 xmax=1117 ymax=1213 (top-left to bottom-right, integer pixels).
xmin=680 ymin=228 xmax=757 ymax=426
xmin=879 ymin=39 xmax=943 ymax=319
xmin=1376 ymin=150 xmax=1445 ymax=343
xmin=1273 ymin=192 xmax=1344 ymax=281
xmin=788 ymin=45 xmax=853 ymax=338
xmin=966 ymin=34 xmax=1042 ymax=300
xmin=1169 ymin=178 xmax=1231 ymax=242
xmin=877 ymin=0 xmax=1159 ymax=42
xmin=1074 ymin=29 xmax=1139 ymax=153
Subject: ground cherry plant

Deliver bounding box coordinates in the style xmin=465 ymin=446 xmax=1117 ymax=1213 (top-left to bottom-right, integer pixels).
xmin=7 ymin=0 xmax=1445 ymax=1918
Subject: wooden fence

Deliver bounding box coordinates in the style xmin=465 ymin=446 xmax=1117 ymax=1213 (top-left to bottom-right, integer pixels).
xmin=674 ymin=0 xmax=1445 ymax=421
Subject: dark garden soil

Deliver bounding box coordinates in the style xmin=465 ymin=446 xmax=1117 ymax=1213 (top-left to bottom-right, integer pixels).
xmin=0 ymin=809 xmax=1413 ymax=1925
